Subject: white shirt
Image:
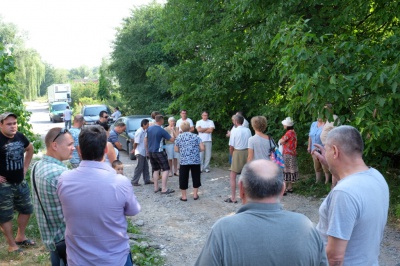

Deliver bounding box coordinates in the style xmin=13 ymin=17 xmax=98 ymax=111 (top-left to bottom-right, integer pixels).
xmin=177 ymin=118 xmax=194 ymax=132
xmin=229 ymin=126 xmax=252 ymax=149
xmin=63 ymin=109 xmax=72 ymax=121
xmin=112 ymin=110 xmax=121 ymax=120
xmin=196 ymin=119 xmax=215 ymax=142
xmin=134 ymin=127 xmax=146 ymax=156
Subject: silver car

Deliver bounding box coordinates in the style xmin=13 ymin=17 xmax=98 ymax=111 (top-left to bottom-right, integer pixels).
xmin=111 ymin=115 xmax=152 ymax=160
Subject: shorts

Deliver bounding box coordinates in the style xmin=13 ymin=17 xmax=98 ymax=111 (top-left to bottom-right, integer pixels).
xmin=165 ymin=144 xmax=179 ymax=160
xmin=149 ymin=152 xmax=170 ymax=172
xmin=0 ymin=180 xmax=33 ymax=224
xmin=231 ymin=149 xmax=248 ymax=174
xmin=312 ymin=154 xmax=330 ymax=174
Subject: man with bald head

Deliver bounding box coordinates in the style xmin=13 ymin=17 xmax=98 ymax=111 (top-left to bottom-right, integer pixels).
xmin=196 ymin=159 xmax=327 ymax=265
xmin=313 ymin=125 xmax=389 ymax=265
xmin=32 ymin=127 xmax=75 ymax=265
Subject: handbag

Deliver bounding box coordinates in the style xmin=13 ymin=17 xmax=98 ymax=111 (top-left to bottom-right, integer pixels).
xmin=269 ymin=137 xmax=285 ymax=168
xmin=32 ymin=163 xmax=67 ymax=264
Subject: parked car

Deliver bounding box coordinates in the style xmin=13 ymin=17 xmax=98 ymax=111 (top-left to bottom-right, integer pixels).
xmin=49 ymin=102 xmax=70 ymax=123
xmin=81 ymin=104 xmax=113 ymax=125
xmin=111 ymin=115 xmax=151 ymax=160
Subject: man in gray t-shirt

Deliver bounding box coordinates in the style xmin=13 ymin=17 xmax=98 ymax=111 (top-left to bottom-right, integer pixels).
xmin=313 ymin=126 xmax=389 ymax=265
xmin=196 ymin=160 xmax=327 ymax=266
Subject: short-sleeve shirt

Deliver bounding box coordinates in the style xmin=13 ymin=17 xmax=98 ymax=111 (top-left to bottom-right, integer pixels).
xmin=308 ymin=121 xmax=323 ymax=152
xmin=108 ymin=129 xmax=119 ymax=148
xmin=134 ymin=127 xmax=146 ymax=156
xmin=176 ymin=118 xmax=194 ymax=132
xmin=175 ymin=132 xmax=202 ymax=165
xmin=247 ymin=135 xmax=273 ymax=160
xmin=229 ymin=126 xmax=251 ymax=149
xmin=147 ymin=125 xmax=171 ymax=152
xmin=196 ymin=119 xmax=215 ymax=142
xmin=63 ymin=109 xmax=72 ymax=121
xmin=280 ymin=130 xmax=297 ymax=156
xmin=69 ymin=127 xmax=81 ymax=164
xmin=112 ymin=110 xmax=121 ymax=120
xmin=0 ymin=131 xmax=30 ymax=183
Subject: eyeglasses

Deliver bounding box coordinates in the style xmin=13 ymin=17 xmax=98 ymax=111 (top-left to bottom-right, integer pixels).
xmin=103 ymin=116 xmax=109 ymax=119
xmin=53 ymin=129 xmax=69 ymax=142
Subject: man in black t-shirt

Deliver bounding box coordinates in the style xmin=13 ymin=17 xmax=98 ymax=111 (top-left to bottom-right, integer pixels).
xmin=0 ymin=112 xmax=35 ymax=253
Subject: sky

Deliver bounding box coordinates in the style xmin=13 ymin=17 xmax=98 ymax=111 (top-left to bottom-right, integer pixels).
xmin=0 ymin=0 xmax=165 ymax=69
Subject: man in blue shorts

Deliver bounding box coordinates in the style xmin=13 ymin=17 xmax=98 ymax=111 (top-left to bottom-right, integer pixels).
xmin=0 ymin=112 xmax=35 ymax=253
xmin=146 ymin=115 xmax=175 ymax=194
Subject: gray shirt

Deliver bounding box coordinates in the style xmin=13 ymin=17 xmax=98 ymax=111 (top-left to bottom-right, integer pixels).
xmin=247 ymin=135 xmax=274 ymax=160
xmin=196 ymin=203 xmax=327 ymax=266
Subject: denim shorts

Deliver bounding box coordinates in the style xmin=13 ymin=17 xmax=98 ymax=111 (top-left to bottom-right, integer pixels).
xmin=0 ymin=180 xmax=33 ymax=223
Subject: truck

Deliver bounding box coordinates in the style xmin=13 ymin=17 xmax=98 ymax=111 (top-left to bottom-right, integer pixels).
xmin=47 ymin=84 xmax=71 ymax=103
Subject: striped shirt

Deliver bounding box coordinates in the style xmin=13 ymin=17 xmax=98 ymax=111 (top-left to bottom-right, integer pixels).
xmin=31 ymin=155 xmax=67 ymax=251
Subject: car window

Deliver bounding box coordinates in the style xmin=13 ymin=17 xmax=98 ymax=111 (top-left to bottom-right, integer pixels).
xmin=127 ymin=118 xmax=146 ymax=132
xmin=84 ymin=106 xmax=107 ymax=116
xmin=52 ymin=104 xmax=68 ymax=111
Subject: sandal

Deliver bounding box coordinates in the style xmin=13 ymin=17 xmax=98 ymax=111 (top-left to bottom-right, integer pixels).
xmin=154 ymin=188 xmax=162 ymax=193
xmin=194 ymin=195 xmax=199 ymax=200
xmin=174 ymin=172 xmax=179 ymax=176
xmin=224 ymin=198 xmax=238 ymax=203
xmin=180 ymin=197 xmax=187 ymax=201
xmin=8 ymin=247 xmax=24 ymax=254
xmin=15 ymin=239 xmax=36 ymax=247
xmin=161 ymin=188 xmax=175 ymax=194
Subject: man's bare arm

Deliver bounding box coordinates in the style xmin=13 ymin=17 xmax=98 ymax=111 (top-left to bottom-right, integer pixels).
xmin=24 ymin=143 xmax=34 ymax=177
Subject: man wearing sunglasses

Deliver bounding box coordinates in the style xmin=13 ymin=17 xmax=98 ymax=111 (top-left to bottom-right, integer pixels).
xmin=0 ymin=112 xmax=35 ymax=253
xmin=96 ymin=110 xmax=109 ymax=125
xmin=31 ymin=127 xmax=74 ymax=265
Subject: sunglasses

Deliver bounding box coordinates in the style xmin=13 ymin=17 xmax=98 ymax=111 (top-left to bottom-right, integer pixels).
xmin=53 ymin=129 xmax=69 ymax=142
xmin=103 ymin=116 xmax=109 ymax=119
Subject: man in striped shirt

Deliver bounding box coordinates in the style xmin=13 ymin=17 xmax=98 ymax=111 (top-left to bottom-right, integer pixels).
xmin=31 ymin=127 xmax=74 ymax=265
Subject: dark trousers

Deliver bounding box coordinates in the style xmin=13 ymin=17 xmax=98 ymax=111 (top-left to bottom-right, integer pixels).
xmin=132 ymin=154 xmax=150 ymax=184
xmin=179 ymin=164 xmax=201 ymax=190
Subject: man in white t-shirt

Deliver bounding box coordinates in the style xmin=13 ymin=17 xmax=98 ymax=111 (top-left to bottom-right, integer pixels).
xmin=176 ymin=110 xmax=194 ymax=133
xmin=111 ymin=107 xmax=121 ymax=120
xmin=196 ymin=111 xmax=215 ymax=173
xmin=63 ymin=106 xmax=72 ymax=129
xmin=313 ymin=126 xmax=389 ymax=265
xmin=131 ymin=119 xmax=153 ymax=186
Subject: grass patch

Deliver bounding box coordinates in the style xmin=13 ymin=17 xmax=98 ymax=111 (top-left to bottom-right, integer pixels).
xmin=127 ymin=219 xmax=164 ymax=266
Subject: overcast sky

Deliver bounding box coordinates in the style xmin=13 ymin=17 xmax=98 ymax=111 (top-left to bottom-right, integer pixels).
xmin=0 ymin=0 xmax=165 ymax=69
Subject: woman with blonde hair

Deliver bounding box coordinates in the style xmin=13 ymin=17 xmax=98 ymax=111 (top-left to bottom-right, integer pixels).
xmin=164 ymin=117 xmax=179 ymax=176
xmin=247 ymin=116 xmax=274 ymax=162
xmin=279 ymin=117 xmax=298 ymax=194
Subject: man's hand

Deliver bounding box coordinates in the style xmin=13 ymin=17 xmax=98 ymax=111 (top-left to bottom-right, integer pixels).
xmin=0 ymin=175 xmax=7 ymax=183
xmin=312 ymin=144 xmax=328 ymax=168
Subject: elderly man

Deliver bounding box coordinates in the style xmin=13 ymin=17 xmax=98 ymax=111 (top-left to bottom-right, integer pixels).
xmin=69 ymin=114 xmax=84 ymax=168
xmin=196 ymin=160 xmax=327 ymax=265
xmin=313 ymin=125 xmax=389 ymax=265
xmin=32 ymin=127 xmax=75 ymax=265
xmin=0 ymin=112 xmax=35 ymax=253
xmin=196 ymin=111 xmax=215 ymax=173
xmin=57 ymin=126 xmax=141 ymax=266
xmin=226 ymin=114 xmax=251 ymax=203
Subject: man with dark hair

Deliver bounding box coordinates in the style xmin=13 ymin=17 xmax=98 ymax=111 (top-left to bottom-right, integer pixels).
xmin=108 ymin=121 xmax=126 ymax=152
xmin=313 ymin=125 xmax=389 ymax=265
xmin=131 ymin=119 xmax=153 ymax=186
xmin=0 ymin=112 xmax=35 ymax=253
xmin=63 ymin=106 xmax=72 ymax=129
xmin=146 ymin=115 xmax=175 ymax=194
xmin=196 ymin=159 xmax=327 ymax=265
xmin=196 ymin=111 xmax=215 ymax=173
xmin=69 ymin=114 xmax=84 ymax=168
xmin=226 ymin=114 xmax=251 ymax=203
xmin=57 ymin=126 xmax=141 ymax=265
xmin=176 ymin=109 xmax=194 ymax=133
xmin=111 ymin=107 xmax=121 ymax=120
xmin=32 ymin=127 xmax=74 ymax=265
xmin=96 ymin=110 xmax=109 ymax=125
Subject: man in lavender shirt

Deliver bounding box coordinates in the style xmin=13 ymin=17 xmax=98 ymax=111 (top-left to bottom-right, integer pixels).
xmin=57 ymin=126 xmax=141 ymax=266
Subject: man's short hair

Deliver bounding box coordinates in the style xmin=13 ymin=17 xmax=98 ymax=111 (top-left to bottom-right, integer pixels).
xmin=233 ymin=114 xmax=244 ymax=125
xmin=151 ymin=111 xmax=160 ymax=119
xmin=79 ymin=126 xmax=107 ymax=161
xmin=99 ymin=110 xmax=108 ymax=117
xmin=66 ymin=106 xmax=70 ymax=109
xmin=141 ymin=119 xmax=149 ymax=127
xmin=327 ymin=125 xmax=364 ymax=156
xmin=112 ymin=160 xmax=123 ymax=168
xmin=202 ymin=111 xmax=209 ymax=116
xmin=155 ymin=115 xmax=164 ymax=122
xmin=251 ymin=116 xmax=267 ymax=132
xmin=240 ymin=160 xmax=284 ymax=200
xmin=180 ymin=109 xmax=187 ymax=113
xmin=114 ymin=121 xmax=126 ymax=128
xmin=180 ymin=121 xmax=190 ymax=132
xmin=74 ymin=114 xmax=84 ymax=123
xmin=45 ymin=127 xmax=71 ymax=148
xmin=115 ymin=107 xmax=119 ymax=110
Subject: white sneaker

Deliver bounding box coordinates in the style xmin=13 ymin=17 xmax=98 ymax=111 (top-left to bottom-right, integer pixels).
xmin=205 ymin=169 xmax=210 ymax=173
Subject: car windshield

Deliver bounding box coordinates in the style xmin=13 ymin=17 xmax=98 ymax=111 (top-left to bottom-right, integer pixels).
xmin=128 ymin=119 xmax=145 ymax=131
xmin=52 ymin=104 xmax=68 ymax=111
xmin=84 ymin=106 xmax=107 ymax=116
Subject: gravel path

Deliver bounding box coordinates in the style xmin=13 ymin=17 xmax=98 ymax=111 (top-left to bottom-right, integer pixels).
xmin=120 ymin=156 xmax=400 ymax=266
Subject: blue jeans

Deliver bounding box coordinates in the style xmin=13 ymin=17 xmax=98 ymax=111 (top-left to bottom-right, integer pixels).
xmin=124 ymin=252 xmax=133 ymax=266
xmin=64 ymin=120 xmax=71 ymax=129
xmin=50 ymin=251 xmax=66 ymax=266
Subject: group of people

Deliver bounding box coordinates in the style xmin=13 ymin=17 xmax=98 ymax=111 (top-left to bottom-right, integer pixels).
xmin=0 ymin=108 xmax=390 ymax=265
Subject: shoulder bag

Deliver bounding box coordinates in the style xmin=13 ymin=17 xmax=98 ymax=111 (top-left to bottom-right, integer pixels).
xmin=268 ymin=136 xmax=285 ymax=168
